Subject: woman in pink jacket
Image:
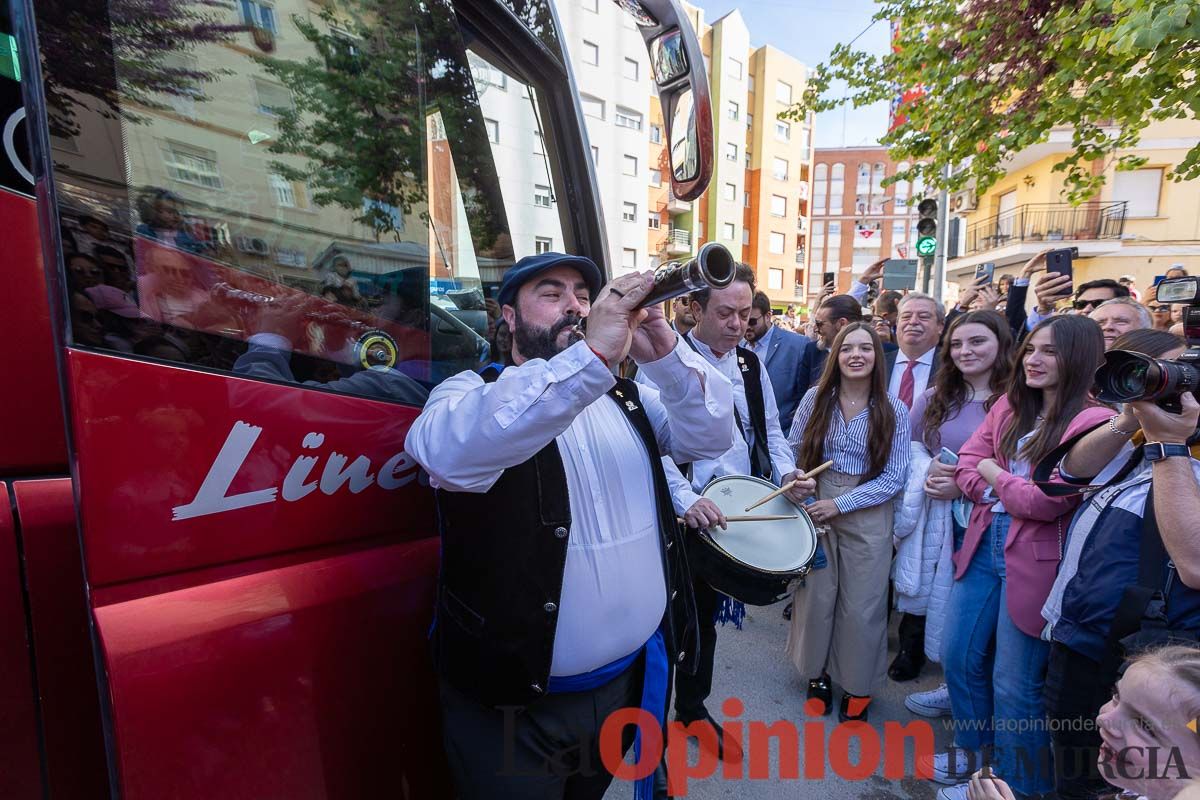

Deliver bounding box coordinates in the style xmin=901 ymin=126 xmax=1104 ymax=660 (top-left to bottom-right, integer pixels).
xmin=929 ymin=315 xmax=1113 ymax=800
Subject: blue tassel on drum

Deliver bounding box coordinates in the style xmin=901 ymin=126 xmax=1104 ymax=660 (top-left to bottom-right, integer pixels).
xmin=812 ymin=540 xmax=828 ymax=570
xmin=714 ymin=595 xmax=745 ymax=629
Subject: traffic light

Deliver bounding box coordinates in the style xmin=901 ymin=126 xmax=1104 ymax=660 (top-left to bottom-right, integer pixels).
xmin=915 ymin=198 xmax=938 ymax=257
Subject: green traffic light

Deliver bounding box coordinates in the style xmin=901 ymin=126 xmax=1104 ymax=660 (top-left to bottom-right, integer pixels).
xmin=915 ymin=236 xmax=937 ymax=256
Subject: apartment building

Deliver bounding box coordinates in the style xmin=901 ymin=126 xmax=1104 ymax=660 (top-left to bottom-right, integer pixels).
xmin=945 ymin=118 xmax=1200 ymax=292
xmin=809 ymin=146 xmax=927 ymax=303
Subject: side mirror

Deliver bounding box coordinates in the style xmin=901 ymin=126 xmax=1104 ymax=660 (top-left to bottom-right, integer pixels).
xmin=613 ymin=0 xmax=713 ymax=201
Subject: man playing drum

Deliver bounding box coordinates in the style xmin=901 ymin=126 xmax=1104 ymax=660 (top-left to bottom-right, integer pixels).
xmin=638 ymin=263 xmax=815 ymax=759
xmin=406 ymin=253 xmax=736 ymax=800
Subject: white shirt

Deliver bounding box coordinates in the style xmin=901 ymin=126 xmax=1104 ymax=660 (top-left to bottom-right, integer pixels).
xmin=888 ymin=347 xmax=936 ymax=406
xmin=640 ymin=332 xmax=795 ymax=514
xmin=745 ymin=323 xmax=775 ymax=358
xmin=405 ymin=338 xmax=734 ymax=676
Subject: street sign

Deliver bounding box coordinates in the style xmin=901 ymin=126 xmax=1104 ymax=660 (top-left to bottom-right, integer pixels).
xmin=915 ymin=236 xmax=937 ymax=256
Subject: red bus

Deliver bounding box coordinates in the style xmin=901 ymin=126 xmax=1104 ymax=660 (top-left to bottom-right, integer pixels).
xmin=0 ymin=0 xmax=712 ymax=795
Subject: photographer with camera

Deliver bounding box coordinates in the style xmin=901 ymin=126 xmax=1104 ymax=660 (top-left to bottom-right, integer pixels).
xmin=1038 ymin=320 xmax=1200 ymax=800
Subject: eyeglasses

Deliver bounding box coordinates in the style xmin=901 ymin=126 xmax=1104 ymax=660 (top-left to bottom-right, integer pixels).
xmin=1149 ymin=305 xmax=1171 ymax=314
xmin=1073 ymin=299 xmax=1100 ymax=311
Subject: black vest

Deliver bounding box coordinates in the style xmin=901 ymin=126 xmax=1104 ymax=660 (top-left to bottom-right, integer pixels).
xmin=431 ymin=377 xmax=700 ymax=708
xmin=681 ymin=335 xmax=772 ymax=479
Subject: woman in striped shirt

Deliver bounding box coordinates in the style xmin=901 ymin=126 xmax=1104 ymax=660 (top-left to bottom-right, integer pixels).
xmin=786 ymin=321 xmax=911 ymax=723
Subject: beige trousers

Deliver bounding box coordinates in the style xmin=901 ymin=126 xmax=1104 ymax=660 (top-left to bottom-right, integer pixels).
xmin=785 ymin=470 xmax=894 ymax=696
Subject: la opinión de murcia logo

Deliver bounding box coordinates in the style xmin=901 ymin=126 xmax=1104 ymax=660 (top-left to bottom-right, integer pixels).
xmin=172 ymin=421 xmax=420 ymax=521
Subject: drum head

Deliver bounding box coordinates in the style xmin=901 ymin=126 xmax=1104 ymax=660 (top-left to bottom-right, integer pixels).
xmin=699 ymin=475 xmax=818 ymax=572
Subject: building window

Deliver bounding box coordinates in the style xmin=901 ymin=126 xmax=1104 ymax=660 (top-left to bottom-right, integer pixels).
xmin=811 ymin=220 xmax=825 ymax=250
xmin=775 ymin=120 xmax=790 ymax=141
xmin=581 ymin=94 xmax=605 ymax=119
xmin=727 ymin=58 xmax=743 ymax=79
xmin=770 ymin=194 xmax=787 ymax=217
xmin=768 ymin=268 xmax=784 ymax=290
xmin=615 ymin=107 xmax=643 ymax=131
xmin=722 ymin=182 xmax=736 ymax=201
xmin=240 ymin=0 xmax=277 ymax=32
xmin=775 ymin=80 xmax=792 ymax=104
xmin=892 ymin=219 xmax=906 ymax=241
xmin=591 ymin=145 xmax=600 ymax=164
xmin=269 ymin=173 xmax=298 ymax=207
xmin=162 ymin=143 xmax=222 ymax=189
xmin=772 ymin=157 xmax=788 ymax=181
xmin=742 ymin=228 xmax=750 ymax=246
xmin=534 ymin=132 xmax=545 ymax=156
xmin=745 ymin=150 xmax=751 ymax=167
xmin=648 ymin=216 xmax=661 ymax=229
xmin=582 ymin=40 xmax=599 ymax=66
xmin=746 ymin=113 xmax=753 ymax=130
xmin=254 ymin=78 xmax=293 ymax=117
xmin=649 ymin=124 xmax=663 ymax=144
xmin=622 ymin=154 xmax=638 ymax=176
xmin=744 ymin=192 xmax=750 ymax=207
xmin=1112 ymin=167 xmax=1164 ymax=218
xmin=723 ymin=223 xmax=736 ymax=240
xmin=748 ymin=75 xmax=755 ymax=92
xmin=535 ymin=236 xmax=553 ymax=254
xmin=769 ymin=231 xmax=786 ymax=254
xmin=484 ymin=118 xmax=500 ymax=143
xmin=725 ymin=142 xmax=738 ymax=161
xmin=468 ymin=55 xmax=508 ymax=91
xmin=623 ymin=57 xmax=639 ymax=80
xmin=534 ymin=184 xmax=553 ymax=208
xmin=650 ymin=169 xmax=662 ymax=187
xmin=727 ymin=100 xmax=739 ymax=121
xmin=622 ymin=248 xmax=637 ymax=269
xmin=623 ymin=202 xmax=637 ymax=222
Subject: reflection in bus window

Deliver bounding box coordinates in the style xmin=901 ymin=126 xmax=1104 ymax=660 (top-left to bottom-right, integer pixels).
xmin=43 ymin=0 xmax=564 ymax=404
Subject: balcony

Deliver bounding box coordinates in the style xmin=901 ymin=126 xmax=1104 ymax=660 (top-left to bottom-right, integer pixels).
xmin=949 ymin=202 xmax=1128 ymax=274
xmin=666 ymin=192 xmax=691 ymax=214
xmin=664 ymin=228 xmax=691 ymax=255
xmin=795 ymin=249 xmax=806 ymax=264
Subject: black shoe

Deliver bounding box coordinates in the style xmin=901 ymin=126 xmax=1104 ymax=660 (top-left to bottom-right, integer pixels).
xmin=806 ymin=675 xmax=832 ymax=716
xmin=675 ymin=708 xmax=742 ymax=760
xmin=838 ymin=693 xmax=871 ymax=723
xmin=888 ymin=647 xmax=926 ymax=682
xmin=782 ymin=601 xmax=793 ymax=621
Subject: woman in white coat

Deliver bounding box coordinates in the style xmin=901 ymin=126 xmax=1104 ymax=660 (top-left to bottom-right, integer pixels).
xmin=895 ymin=310 xmax=1013 ymax=719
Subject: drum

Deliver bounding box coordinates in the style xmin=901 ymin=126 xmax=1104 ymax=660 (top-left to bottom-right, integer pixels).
xmin=686 ymin=475 xmax=819 ymax=606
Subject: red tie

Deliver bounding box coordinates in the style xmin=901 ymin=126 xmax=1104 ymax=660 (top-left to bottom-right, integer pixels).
xmin=899 ymin=358 xmax=918 ymax=408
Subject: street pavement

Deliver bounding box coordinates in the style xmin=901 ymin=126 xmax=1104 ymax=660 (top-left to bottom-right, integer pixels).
xmin=606 ymin=599 xmax=958 ymax=799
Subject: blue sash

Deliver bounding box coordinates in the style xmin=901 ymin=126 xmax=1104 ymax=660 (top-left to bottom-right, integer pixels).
xmin=548 ymin=628 xmax=668 ymax=800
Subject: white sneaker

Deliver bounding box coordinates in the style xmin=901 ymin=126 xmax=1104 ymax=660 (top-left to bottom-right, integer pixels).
xmin=916 ymin=748 xmax=982 ymax=785
xmin=905 ymin=683 xmax=952 ymax=717
xmin=936 ymin=784 xmax=971 ymax=800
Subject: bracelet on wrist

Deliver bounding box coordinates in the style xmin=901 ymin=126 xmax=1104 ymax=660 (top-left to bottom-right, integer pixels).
xmin=1108 ymin=416 xmax=1136 ymax=437
xmin=588 ymin=345 xmax=610 ymax=368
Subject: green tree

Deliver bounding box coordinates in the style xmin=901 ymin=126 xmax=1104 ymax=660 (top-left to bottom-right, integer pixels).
xmin=789 ymin=0 xmax=1200 ymax=202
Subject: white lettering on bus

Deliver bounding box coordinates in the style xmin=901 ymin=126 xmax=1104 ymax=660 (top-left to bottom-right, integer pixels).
xmin=172 ymin=420 xmax=418 ymax=522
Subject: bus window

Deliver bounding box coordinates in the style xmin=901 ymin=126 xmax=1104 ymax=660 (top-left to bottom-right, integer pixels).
xmin=38 ymin=0 xmax=564 ymax=404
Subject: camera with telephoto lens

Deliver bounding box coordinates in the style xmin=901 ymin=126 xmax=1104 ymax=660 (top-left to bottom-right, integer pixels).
xmin=1095 ymin=277 xmax=1200 ymax=414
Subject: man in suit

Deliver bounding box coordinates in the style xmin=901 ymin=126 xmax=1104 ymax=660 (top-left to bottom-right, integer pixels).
xmin=743 ymin=291 xmax=819 ymax=430
xmin=883 ymin=291 xmax=944 ymax=684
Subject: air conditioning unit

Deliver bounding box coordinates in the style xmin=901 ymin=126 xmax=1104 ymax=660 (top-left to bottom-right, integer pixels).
xmin=951 ymin=190 xmax=978 ymax=213
xmin=235 ymin=235 xmax=270 ymax=256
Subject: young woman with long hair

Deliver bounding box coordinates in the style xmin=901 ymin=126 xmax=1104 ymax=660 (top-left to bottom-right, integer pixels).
xmin=785 ymin=322 xmax=911 ymax=723
xmin=898 ymin=311 xmax=1015 ymax=719
xmin=930 ymin=315 xmax=1113 ymax=800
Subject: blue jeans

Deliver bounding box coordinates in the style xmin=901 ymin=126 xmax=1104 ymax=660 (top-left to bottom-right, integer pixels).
xmin=942 ymin=513 xmax=1053 ymax=796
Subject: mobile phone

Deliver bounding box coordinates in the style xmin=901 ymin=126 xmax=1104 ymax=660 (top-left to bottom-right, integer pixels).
xmin=882 ymin=259 xmax=919 ymax=291
xmin=1046 ymin=247 xmax=1078 ymax=280
xmin=974 ymin=262 xmax=995 ymax=286
xmin=938 ymin=447 xmax=959 ymax=466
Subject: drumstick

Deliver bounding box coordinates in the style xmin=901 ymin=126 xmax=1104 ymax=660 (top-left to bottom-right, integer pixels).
xmin=676 ymin=514 xmax=799 ymax=524
xmin=743 ymin=459 xmax=835 ymax=512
